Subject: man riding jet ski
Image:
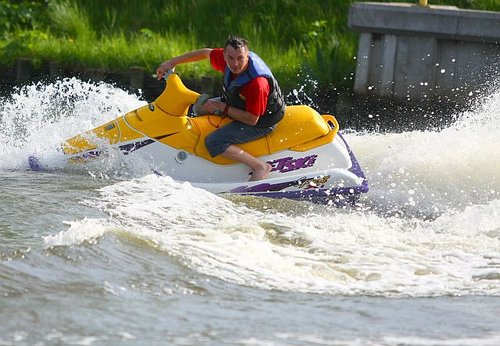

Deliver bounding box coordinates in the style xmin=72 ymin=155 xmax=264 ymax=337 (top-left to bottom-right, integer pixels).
xmin=156 ymin=35 xmax=284 ymax=181
xmin=32 ymin=37 xmax=368 ymax=205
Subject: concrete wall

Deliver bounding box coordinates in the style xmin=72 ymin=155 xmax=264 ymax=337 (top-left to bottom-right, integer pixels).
xmin=348 ymin=2 xmax=500 ymax=104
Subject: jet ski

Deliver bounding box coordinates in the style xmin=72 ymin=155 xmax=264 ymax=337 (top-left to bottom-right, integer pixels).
xmin=30 ymin=71 xmax=368 ymax=205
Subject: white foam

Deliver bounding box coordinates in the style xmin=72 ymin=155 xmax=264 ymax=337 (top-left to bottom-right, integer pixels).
xmin=56 ymin=174 xmax=500 ymax=297
xmin=0 ymin=78 xmax=145 ymax=170
xmin=44 ymin=218 xmax=113 ymax=247
xmin=380 ymin=335 xmax=500 ymax=346
xmin=346 ymin=86 xmax=500 ymax=216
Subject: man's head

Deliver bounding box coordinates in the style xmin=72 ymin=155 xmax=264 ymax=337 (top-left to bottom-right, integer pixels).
xmin=223 ymin=35 xmax=249 ymax=75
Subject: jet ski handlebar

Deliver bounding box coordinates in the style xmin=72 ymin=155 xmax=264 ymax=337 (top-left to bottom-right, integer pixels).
xmin=162 ymin=68 xmax=176 ymax=80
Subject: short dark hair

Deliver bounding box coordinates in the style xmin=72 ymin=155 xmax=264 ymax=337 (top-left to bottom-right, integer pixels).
xmin=224 ymin=35 xmax=248 ymax=50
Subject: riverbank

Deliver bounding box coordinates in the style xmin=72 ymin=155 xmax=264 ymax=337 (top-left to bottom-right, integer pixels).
xmin=2 ymin=1 xmax=499 ymax=91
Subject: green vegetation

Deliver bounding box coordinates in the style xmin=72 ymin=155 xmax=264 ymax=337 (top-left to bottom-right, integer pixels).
xmin=1 ymin=0 xmax=499 ymax=90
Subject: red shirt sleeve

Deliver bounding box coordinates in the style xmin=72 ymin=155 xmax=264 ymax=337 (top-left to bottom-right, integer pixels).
xmin=209 ymin=48 xmax=226 ymax=73
xmin=240 ymin=77 xmax=270 ymax=117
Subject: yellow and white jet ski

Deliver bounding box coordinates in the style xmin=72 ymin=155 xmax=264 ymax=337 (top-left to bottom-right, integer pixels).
xmin=29 ymin=71 xmax=368 ymax=205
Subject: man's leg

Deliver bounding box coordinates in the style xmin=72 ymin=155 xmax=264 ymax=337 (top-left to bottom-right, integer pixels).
xmin=205 ymin=122 xmax=274 ymax=181
xmin=220 ymin=145 xmax=272 ymax=181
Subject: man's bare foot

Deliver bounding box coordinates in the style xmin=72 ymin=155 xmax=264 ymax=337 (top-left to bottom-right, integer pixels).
xmin=249 ymin=163 xmax=272 ymax=181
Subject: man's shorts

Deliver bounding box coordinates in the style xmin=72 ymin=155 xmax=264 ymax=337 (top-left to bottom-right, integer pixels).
xmin=205 ymin=121 xmax=275 ymax=157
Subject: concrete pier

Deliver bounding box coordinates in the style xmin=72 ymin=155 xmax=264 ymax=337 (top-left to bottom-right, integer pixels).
xmin=349 ymin=2 xmax=500 ymax=104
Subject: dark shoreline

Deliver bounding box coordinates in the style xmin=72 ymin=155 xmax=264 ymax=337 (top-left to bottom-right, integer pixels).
xmin=1 ymin=61 xmax=471 ymax=133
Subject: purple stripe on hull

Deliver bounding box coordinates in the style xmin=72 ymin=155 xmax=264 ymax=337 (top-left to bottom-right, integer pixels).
xmin=69 ymin=139 xmax=155 ymax=162
xmin=230 ymin=178 xmax=304 ymax=193
xmin=28 ymin=155 xmax=43 ymax=171
xmin=336 ymin=131 xmax=369 ymax=199
xmin=119 ymin=139 xmax=155 ymax=155
xmin=337 ymin=132 xmax=367 ymax=181
xmin=231 ymin=179 xmax=369 ymax=206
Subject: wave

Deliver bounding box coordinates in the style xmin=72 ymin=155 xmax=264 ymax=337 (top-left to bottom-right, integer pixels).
xmin=2 ymin=78 xmax=498 ymax=296
xmin=0 ymin=78 xmax=145 ymax=170
xmin=45 ymin=174 xmax=500 ymax=297
xmin=347 ymin=84 xmax=500 ymax=217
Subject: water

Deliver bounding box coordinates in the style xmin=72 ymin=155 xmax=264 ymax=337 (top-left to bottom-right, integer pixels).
xmin=1 ymin=79 xmax=499 ymax=345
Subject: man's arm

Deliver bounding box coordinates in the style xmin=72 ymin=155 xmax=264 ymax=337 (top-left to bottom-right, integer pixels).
xmin=202 ymin=100 xmax=260 ymax=126
xmin=202 ymin=77 xmax=270 ymax=126
xmin=156 ymin=48 xmax=213 ymax=79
